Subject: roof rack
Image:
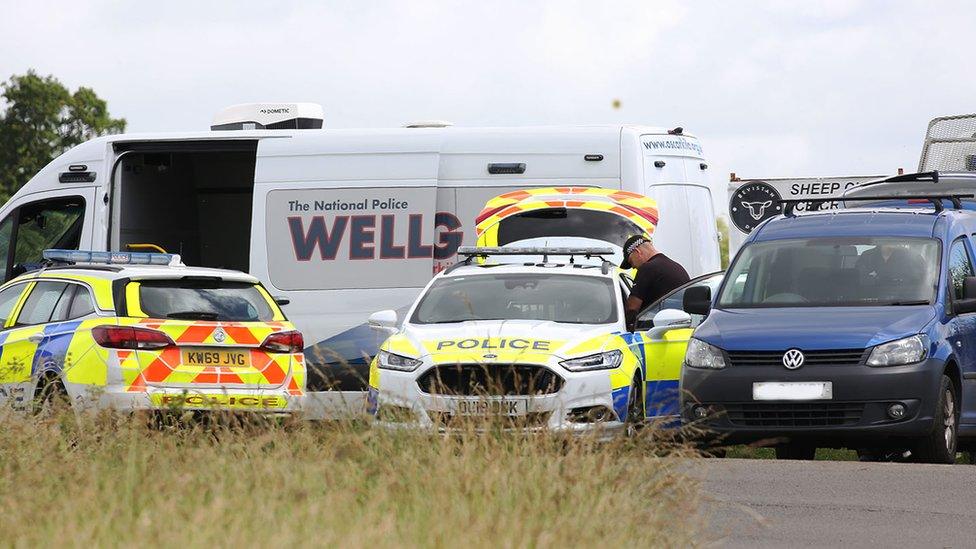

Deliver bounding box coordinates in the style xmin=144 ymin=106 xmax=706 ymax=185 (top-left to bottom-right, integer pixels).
xmin=879 ymin=171 xmax=940 ymax=184
xmin=779 ymin=194 xmax=974 ymax=216
xmin=451 ymin=246 xmax=616 ymax=274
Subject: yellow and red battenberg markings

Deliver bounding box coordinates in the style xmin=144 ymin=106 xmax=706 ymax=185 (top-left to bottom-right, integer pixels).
xmin=123 ymin=319 xmax=302 ymax=394
xmin=475 ymin=186 xmax=659 ymax=236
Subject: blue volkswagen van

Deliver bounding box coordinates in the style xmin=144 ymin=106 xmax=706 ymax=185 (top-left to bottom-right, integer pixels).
xmin=681 ymin=190 xmax=976 ymax=463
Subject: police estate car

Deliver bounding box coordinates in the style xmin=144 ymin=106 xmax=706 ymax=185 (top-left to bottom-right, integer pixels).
xmin=365 ymin=247 xmax=700 ymax=435
xmin=0 ymin=250 xmax=304 ymax=413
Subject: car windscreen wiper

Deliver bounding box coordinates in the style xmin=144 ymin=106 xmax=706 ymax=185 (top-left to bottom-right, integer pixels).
xmin=166 ymin=311 xmax=221 ymax=320
xmin=886 ymin=300 xmax=930 ymax=306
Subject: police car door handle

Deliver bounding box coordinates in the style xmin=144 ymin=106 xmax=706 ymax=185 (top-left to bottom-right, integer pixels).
xmin=28 ymin=334 xmax=44 ymax=343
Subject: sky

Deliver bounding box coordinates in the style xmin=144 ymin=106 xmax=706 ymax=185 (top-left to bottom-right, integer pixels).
xmin=2 ymin=0 xmax=975 ymax=214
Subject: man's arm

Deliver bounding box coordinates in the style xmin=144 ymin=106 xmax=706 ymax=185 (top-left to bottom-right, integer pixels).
xmin=625 ymin=296 xmax=643 ymax=330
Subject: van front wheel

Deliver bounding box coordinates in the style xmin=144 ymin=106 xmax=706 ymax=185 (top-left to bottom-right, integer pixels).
xmin=913 ymin=375 xmax=958 ymax=464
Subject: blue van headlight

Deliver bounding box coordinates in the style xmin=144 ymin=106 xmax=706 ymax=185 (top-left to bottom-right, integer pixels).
xmin=685 ymin=338 xmax=728 ymax=370
xmin=866 ymin=335 xmax=929 ymax=367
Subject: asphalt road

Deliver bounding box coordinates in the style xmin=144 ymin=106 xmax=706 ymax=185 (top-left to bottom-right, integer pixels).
xmin=696 ymin=458 xmax=976 ymax=548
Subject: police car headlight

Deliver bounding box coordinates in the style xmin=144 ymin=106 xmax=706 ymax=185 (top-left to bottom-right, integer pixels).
xmin=560 ymin=350 xmax=623 ymax=372
xmin=685 ymin=338 xmax=727 ymax=370
xmin=377 ymin=350 xmax=422 ymax=372
xmin=867 ymin=335 xmax=928 ymax=367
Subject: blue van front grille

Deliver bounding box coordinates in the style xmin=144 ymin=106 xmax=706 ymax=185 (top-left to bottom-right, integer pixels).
xmin=727 ymin=349 xmax=867 ymax=368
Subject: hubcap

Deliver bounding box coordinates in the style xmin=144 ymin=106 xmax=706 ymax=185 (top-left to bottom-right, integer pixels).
xmin=944 ymin=389 xmax=956 ymax=451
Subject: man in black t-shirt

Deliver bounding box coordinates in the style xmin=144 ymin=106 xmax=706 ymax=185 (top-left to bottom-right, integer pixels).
xmin=620 ymin=234 xmax=690 ymax=330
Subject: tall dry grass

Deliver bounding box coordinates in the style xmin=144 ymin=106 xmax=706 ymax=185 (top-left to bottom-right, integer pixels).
xmin=0 ymin=410 xmax=705 ymax=547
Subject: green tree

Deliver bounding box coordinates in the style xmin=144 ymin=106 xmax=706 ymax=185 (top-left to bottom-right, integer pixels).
xmin=0 ymin=71 xmax=125 ymax=203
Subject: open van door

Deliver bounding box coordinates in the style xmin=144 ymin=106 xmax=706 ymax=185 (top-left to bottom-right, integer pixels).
xmin=474 ymin=187 xmax=658 ymax=266
xmin=0 ymin=188 xmax=97 ymax=281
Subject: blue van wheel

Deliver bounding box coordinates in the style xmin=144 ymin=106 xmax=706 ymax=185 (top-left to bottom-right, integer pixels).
xmin=913 ymin=375 xmax=958 ymax=464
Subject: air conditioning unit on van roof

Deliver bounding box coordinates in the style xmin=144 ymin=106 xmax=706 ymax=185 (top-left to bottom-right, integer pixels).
xmin=211 ymin=103 xmax=324 ymax=131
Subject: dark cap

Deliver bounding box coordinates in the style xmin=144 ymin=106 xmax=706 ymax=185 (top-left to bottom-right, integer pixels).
xmin=620 ymin=234 xmax=650 ymax=269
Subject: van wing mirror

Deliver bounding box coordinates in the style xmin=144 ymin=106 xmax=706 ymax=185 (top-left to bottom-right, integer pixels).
xmin=964 ymin=277 xmax=976 ymax=300
xmin=683 ymin=286 xmax=712 ymax=316
xmin=368 ymin=309 xmax=399 ymax=331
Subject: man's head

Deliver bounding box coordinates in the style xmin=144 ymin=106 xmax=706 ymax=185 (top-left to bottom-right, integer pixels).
xmin=620 ymin=234 xmax=656 ymax=269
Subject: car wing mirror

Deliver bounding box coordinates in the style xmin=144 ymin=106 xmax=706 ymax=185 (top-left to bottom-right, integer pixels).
xmin=644 ymin=308 xmax=692 ymax=340
xmin=652 ymin=308 xmax=692 ymax=329
xmin=683 ymin=286 xmax=712 ymax=316
xmin=368 ymin=309 xmax=399 ymax=333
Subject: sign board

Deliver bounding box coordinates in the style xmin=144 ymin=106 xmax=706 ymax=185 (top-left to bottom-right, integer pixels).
xmin=726 ymin=174 xmax=888 ymax=252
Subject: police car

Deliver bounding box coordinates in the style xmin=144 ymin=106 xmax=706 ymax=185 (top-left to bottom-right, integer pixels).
xmin=0 ymin=250 xmax=305 ymax=413
xmin=365 ymin=246 xmax=699 ymax=435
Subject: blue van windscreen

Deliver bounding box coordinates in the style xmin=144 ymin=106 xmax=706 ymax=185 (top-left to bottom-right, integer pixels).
xmin=718 ymin=237 xmax=940 ymax=308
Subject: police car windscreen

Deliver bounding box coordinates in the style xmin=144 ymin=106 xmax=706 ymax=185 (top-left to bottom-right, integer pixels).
xmin=411 ymin=274 xmax=617 ymax=325
xmin=136 ymin=280 xmax=275 ymax=322
xmin=497 ymin=209 xmax=639 ymax=247
xmin=717 ymin=237 xmax=940 ymax=308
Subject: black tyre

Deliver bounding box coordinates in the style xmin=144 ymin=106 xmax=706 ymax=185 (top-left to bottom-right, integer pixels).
xmin=775 ymin=443 xmax=817 ymax=460
xmin=913 ymin=375 xmax=958 ymax=464
xmin=626 ymin=374 xmax=645 ymax=435
xmin=32 ymin=374 xmax=70 ymax=415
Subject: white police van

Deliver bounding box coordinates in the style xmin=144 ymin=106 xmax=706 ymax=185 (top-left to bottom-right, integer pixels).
xmin=0 ymin=103 xmax=720 ymax=415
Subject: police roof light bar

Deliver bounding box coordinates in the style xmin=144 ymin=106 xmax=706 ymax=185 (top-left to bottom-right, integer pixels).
xmin=43 ymin=249 xmax=183 ymax=266
xmin=457 ymin=246 xmax=615 ymax=257
xmin=454 ymin=246 xmax=616 ymax=274
xmin=779 ymin=194 xmax=975 ymax=216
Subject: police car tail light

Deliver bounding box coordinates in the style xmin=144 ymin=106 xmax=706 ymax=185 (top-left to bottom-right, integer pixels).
xmin=560 ymin=350 xmax=623 ymax=372
xmin=92 ymin=326 xmax=175 ymax=350
xmin=260 ymin=330 xmax=304 ymax=353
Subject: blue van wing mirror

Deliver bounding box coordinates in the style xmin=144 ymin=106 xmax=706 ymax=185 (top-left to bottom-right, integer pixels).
xmin=684 ymin=286 xmax=712 ymax=316
xmin=964 ymin=277 xmax=976 ymax=300
xmin=956 ymin=277 xmax=976 ymax=315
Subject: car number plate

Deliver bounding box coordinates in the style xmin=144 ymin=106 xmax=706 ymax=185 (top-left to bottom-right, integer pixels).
xmin=181 ymin=348 xmax=251 ymax=368
xmin=753 ymin=381 xmax=832 ymax=401
xmin=451 ymin=399 xmax=528 ymax=416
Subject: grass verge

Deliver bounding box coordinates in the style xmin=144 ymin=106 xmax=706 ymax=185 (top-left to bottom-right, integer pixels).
xmin=0 ymin=411 xmax=705 ymax=547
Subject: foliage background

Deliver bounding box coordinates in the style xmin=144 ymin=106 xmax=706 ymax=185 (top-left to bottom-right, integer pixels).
xmin=0 ymin=71 xmax=125 ymax=204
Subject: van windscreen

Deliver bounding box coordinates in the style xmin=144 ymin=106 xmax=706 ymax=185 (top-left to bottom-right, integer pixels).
xmin=496 ymin=209 xmax=640 ymax=247
xmin=718 ymin=237 xmax=941 ymax=308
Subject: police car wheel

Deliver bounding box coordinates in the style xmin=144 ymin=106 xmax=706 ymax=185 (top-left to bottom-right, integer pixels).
xmin=912 ymin=375 xmax=958 ymax=464
xmin=32 ymin=375 xmax=70 ymax=415
xmin=626 ymin=375 xmax=645 ymax=434
xmin=775 ymin=443 xmax=817 ymax=460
